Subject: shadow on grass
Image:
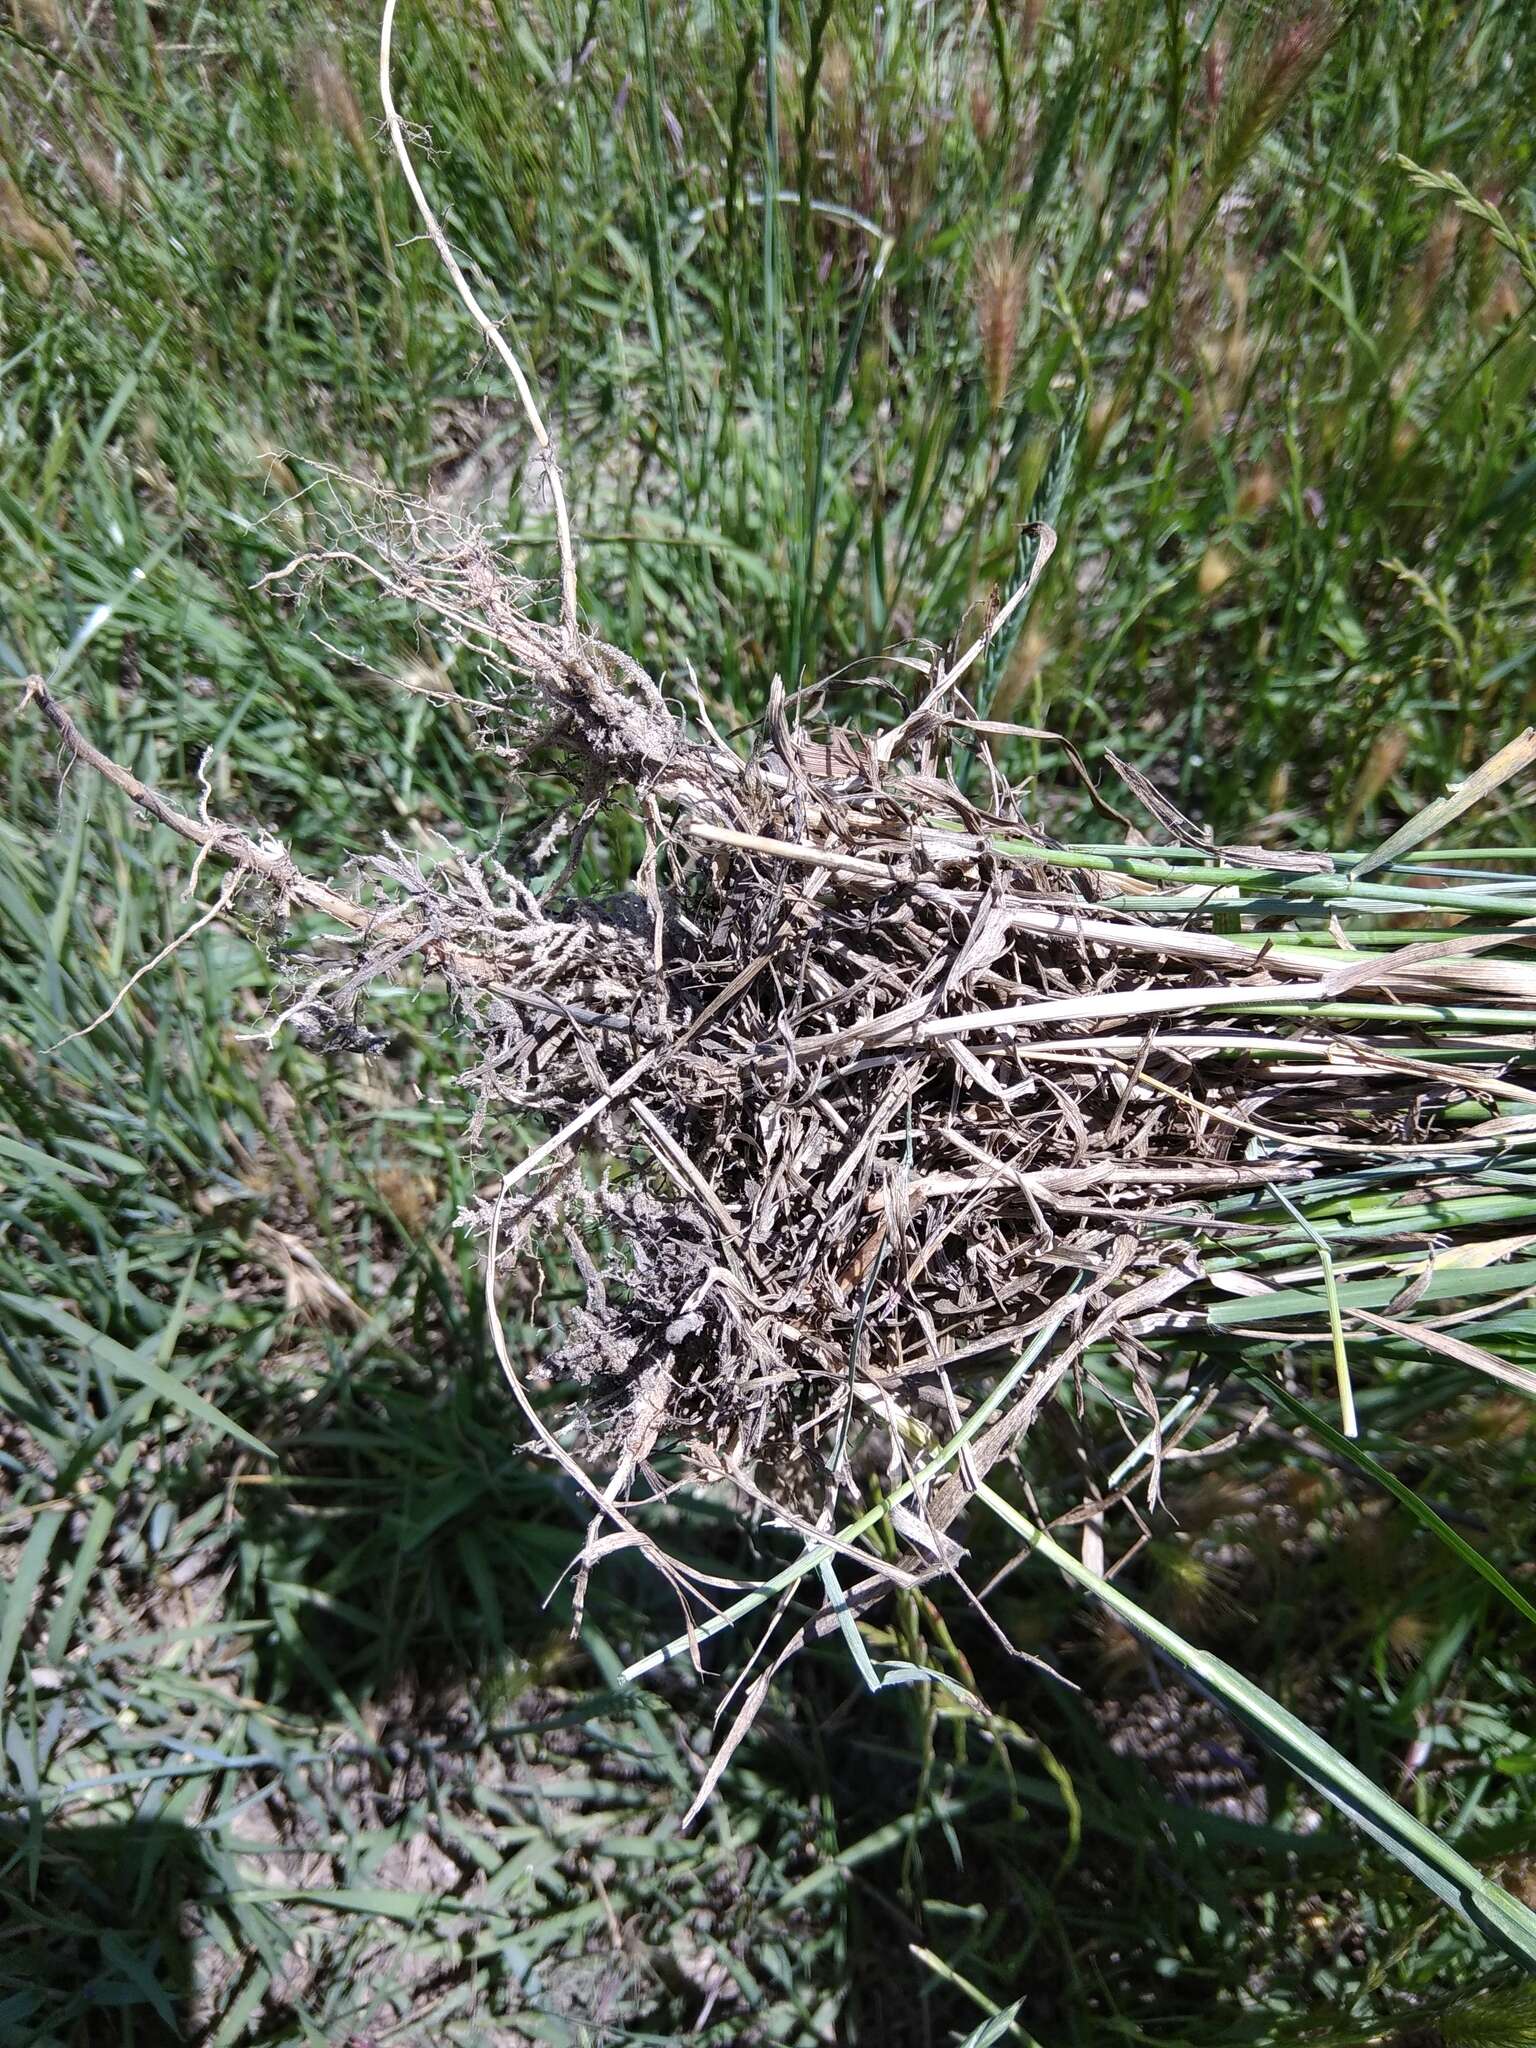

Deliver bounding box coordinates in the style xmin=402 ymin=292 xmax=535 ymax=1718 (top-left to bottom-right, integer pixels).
xmin=198 ymin=1283 xmax=579 ymax=1715
xmin=0 ymin=1818 xmax=208 ymax=2046
xmin=193 ymin=1223 xmax=783 ymax=1722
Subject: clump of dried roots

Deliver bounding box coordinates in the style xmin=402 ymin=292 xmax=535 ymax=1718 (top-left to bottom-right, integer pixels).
xmin=30 ymin=489 xmax=1536 ymax=1654
xmin=27 ymin=0 xmax=1536 ymax=1707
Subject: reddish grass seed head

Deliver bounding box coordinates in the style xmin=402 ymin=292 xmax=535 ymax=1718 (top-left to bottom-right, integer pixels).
xmin=972 ymin=233 xmax=1028 ymax=415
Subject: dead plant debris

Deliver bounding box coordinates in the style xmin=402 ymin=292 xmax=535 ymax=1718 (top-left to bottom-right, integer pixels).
xmin=22 ymin=0 xmax=1536 ymax=1722
xmin=26 ymin=492 xmax=1536 ymax=1648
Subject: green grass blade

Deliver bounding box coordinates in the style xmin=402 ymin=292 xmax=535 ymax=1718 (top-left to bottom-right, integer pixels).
xmin=1272 ymin=1184 xmax=1358 ymax=1436
xmin=1244 ymin=1368 xmax=1536 ymax=1633
xmin=0 ymin=1293 xmax=272 ymax=1458
xmin=0 ymin=1507 xmax=67 ymax=1701
xmin=978 ymin=1482 xmax=1536 ymax=1969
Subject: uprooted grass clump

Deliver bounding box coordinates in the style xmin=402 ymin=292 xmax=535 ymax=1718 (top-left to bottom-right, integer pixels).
xmin=14 ymin=6 xmax=1536 ymax=2004
xmin=31 ymin=486 xmax=1536 ymax=1589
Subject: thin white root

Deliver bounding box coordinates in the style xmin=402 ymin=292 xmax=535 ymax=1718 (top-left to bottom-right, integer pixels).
xmin=49 ymin=868 xmax=246 ymax=1054
xmin=483 ymin=1180 xmax=756 ymax=1616
xmin=378 ymin=0 xmax=580 ymax=641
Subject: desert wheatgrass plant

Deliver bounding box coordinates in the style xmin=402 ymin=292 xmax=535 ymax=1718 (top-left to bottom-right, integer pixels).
xmin=30 ymin=482 xmax=1536 ymax=1967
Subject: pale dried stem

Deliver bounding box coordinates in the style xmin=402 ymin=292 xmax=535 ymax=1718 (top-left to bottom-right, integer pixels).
xmin=378 ymin=0 xmax=580 ymax=640
xmin=875 ymin=522 xmax=1058 ymax=765
xmin=26 ymin=676 xmax=505 ymax=985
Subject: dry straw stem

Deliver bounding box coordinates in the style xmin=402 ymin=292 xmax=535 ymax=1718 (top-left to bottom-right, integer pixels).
xmin=378 ymin=0 xmax=579 ymax=639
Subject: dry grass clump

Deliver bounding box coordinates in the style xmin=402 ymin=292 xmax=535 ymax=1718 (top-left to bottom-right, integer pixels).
xmin=24 ymin=5 xmax=1536 ymax=1824
xmin=31 ymin=472 xmax=1536 ymax=1607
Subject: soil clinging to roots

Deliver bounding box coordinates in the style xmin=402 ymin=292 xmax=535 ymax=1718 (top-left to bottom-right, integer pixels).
xmin=31 ymin=494 xmax=1535 ymax=1603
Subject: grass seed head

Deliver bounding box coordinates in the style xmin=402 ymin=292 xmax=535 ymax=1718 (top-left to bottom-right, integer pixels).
xmin=1383 ymin=1606 xmax=1432 ymax=1670
xmin=989 ymin=622 xmax=1050 ymax=721
xmin=1086 ymin=389 xmax=1121 ymax=460
xmin=298 ymin=46 xmax=372 ymax=162
xmin=1236 ymin=464 xmax=1279 ymax=517
xmin=0 ymin=174 xmax=73 ymax=278
xmin=1174 ymin=1472 xmax=1254 ymax=1533
xmin=11 ymin=0 xmax=66 ymax=38
xmin=1411 ymin=203 xmax=1461 ymax=322
xmin=774 ymin=44 xmax=798 ymax=117
xmin=1197 ymin=545 xmax=1234 ymax=597
xmin=816 ymin=42 xmax=859 ymax=174
xmin=375 ymin=1164 xmax=438 ymax=1239
xmin=1205 ymin=6 xmax=1342 ymax=204
xmin=1339 ymin=721 xmax=1410 ymax=838
xmin=77 ymin=146 xmax=125 ymax=212
xmin=1202 ymin=24 xmax=1229 ymax=114
xmin=1459 ymin=1394 xmax=1531 ymax=1448
xmin=972 ymin=232 xmax=1028 ymax=415
xmin=969 ymin=73 xmax=996 ymax=147
xmin=1436 ymin=1979 xmax=1536 ymax=2048
xmin=1150 ymin=1540 xmax=1236 ymax=1631
xmin=1464 ymin=180 xmax=1507 ymax=319
xmin=1092 ymin=1611 xmax=1144 ymax=1682
xmin=1476 ymin=264 xmax=1523 ymax=333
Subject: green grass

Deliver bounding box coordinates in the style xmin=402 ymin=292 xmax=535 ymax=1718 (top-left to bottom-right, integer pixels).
xmin=4 ymin=0 xmax=1536 ymax=2039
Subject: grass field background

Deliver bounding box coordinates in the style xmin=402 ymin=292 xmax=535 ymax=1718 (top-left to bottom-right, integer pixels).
xmin=4 ymin=1 xmax=1536 ymax=2040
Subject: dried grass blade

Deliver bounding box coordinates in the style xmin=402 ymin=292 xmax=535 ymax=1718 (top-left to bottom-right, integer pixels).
xmin=1352 ymin=729 xmax=1536 ymax=880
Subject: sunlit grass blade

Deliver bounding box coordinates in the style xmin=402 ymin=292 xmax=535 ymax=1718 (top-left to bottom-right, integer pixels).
xmin=1243 ymin=1369 xmax=1536 ymax=1633
xmin=978 ymin=1483 xmax=1536 ymax=1970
